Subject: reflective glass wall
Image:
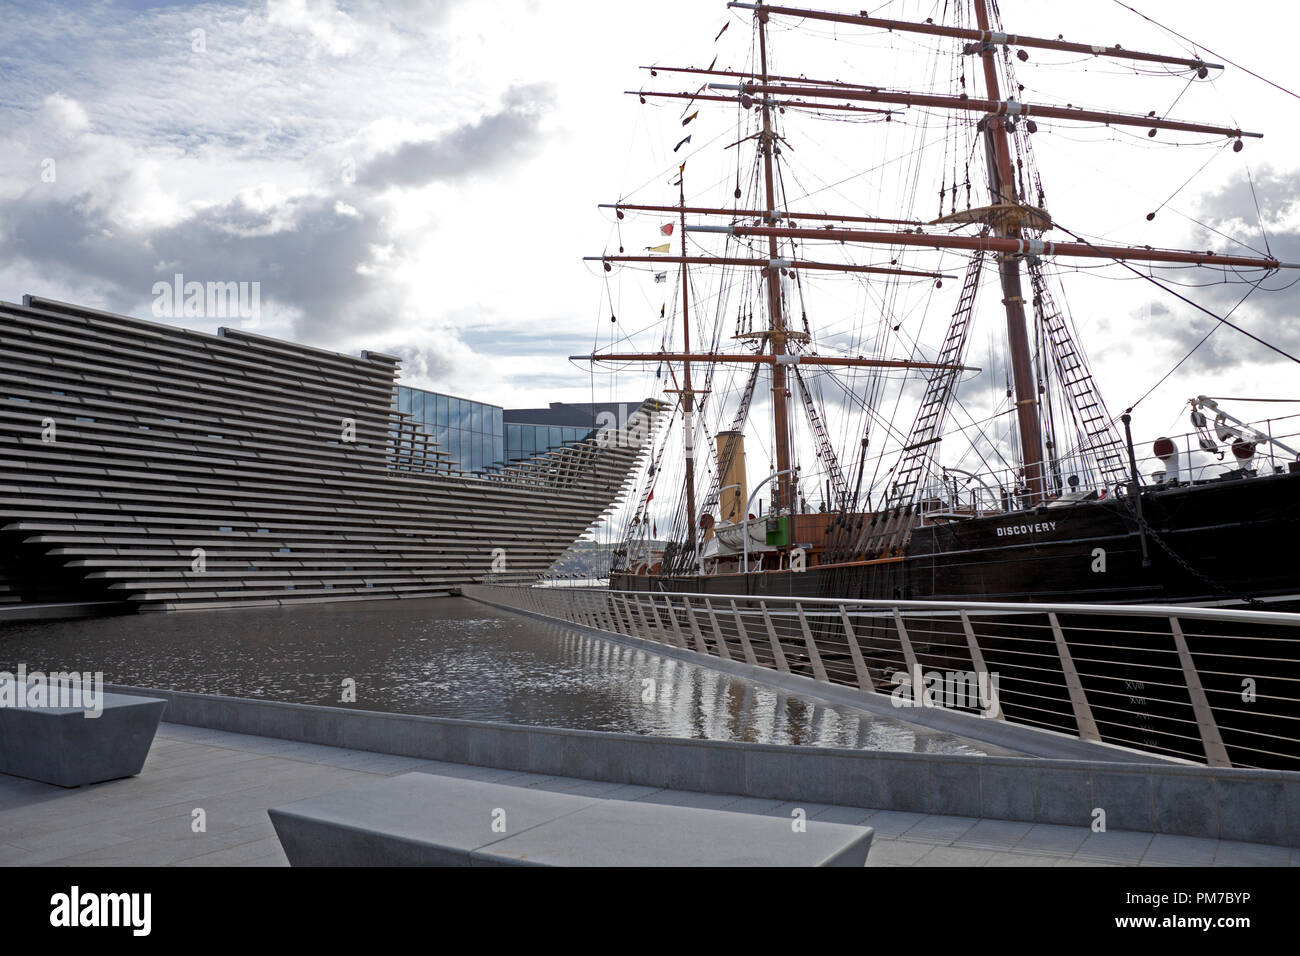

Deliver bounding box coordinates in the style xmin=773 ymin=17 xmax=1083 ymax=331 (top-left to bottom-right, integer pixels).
xmin=395 ymin=387 xmax=607 ymax=475
xmin=395 ymin=386 xmax=503 ymax=474
xmin=504 ymin=424 xmax=597 ymax=466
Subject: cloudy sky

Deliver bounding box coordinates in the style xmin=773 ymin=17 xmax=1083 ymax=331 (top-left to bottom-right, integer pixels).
xmin=1 ymin=0 xmax=1296 ymax=498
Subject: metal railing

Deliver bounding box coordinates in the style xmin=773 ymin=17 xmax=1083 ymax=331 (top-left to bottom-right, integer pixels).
xmin=462 ymin=582 xmax=1300 ymax=771
xmin=914 ymin=411 xmax=1300 ymax=519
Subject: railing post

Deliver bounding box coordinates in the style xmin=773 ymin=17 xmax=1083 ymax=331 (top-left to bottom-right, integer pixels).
xmin=1048 ymin=612 xmax=1101 ymax=742
xmin=681 ymin=596 xmax=711 ymax=655
xmin=838 ymin=604 xmax=878 ymax=692
xmin=662 ymin=596 xmax=688 ymax=649
xmin=893 ymin=609 xmax=932 ymax=706
xmin=630 ymin=594 xmax=655 ymax=639
xmin=608 ymin=590 xmax=629 ymax=634
xmin=597 ymin=593 xmax=616 ymax=632
xmin=730 ymin=600 xmax=759 ymax=666
xmin=600 ymin=594 xmax=614 ymax=632
xmin=703 ymin=598 xmax=732 ymax=661
xmin=796 ymin=603 xmax=830 ymax=682
xmin=1170 ymin=616 xmax=1231 ymax=767
xmin=760 ymin=601 xmax=790 ymax=673
xmin=621 ymin=593 xmax=639 ymax=635
xmin=645 ymin=595 xmax=669 ymax=645
xmin=960 ymin=610 xmax=1002 ymax=720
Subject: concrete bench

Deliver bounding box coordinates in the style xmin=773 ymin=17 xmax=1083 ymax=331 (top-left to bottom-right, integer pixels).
xmin=0 ymin=690 xmax=166 ymax=788
xmin=268 ymin=772 xmax=874 ymax=867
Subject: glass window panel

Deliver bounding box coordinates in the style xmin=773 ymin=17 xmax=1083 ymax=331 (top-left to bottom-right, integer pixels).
xmin=447 ymin=398 xmax=459 ymax=431
xmin=398 ymin=388 xmax=412 ymax=414
xmin=492 ymin=408 xmax=503 ymax=438
xmin=523 ymin=430 xmax=535 ymax=456
xmin=471 ymin=403 xmax=482 ymax=434
xmin=549 ymin=427 xmax=562 ymax=449
xmin=437 ymin=395 xmax=449 ymax=428
xmin=412 ymin=390 xmax=424 ymax=422
xmin=493 ymin=435 xmax=504 ymax=467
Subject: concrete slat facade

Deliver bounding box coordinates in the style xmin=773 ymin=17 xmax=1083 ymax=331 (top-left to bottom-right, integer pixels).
xmin=0 ymin=295 xmax=658 ymax=611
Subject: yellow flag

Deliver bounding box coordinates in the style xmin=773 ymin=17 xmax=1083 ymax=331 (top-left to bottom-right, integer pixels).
xmin=646 ymin=243 xmax=672 ymax=254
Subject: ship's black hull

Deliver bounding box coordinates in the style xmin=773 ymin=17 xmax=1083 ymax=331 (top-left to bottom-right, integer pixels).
xmin=617 ymin=470 xmax=1300 ymax=607
xmin=612 ymin=472 xmax=1300 ymax=768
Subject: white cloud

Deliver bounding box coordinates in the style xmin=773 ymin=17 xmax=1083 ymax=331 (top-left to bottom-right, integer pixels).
xmin=41 ymin=93 xmax=89 ymax=133
xmin=0 ymin=0 xmax=1296 ymax=444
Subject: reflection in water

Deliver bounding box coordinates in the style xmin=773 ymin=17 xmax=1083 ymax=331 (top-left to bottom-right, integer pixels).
xmin=0 ymin=598 xmax=992 ymax=754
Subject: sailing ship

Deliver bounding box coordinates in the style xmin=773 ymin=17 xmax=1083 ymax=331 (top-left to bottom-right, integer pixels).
xmin=578 ymin=0 xmax=1300 ymax=615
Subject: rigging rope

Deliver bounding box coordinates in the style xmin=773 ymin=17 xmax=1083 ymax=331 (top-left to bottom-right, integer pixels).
xmin=1111 ymin=0 xmax=1300 ymax=102
xmin=1053 ymin=222 xmax=1300 ymax=373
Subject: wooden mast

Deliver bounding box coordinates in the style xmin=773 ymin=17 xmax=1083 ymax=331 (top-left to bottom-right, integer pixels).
xmin=704 ymin=82 xmax=1261 ymax=140
xmin=589 ymin=254 xmax=951 ymax=279
xmin=572 ymin=351 xmax=978 ymax=372
xmin=683 ymin=227 xmax=1293 ymax=272
xmin=603 ymin=202 xmax=921 ymax=228
xmin=756 ymin=0 xmax=796 ymax=516
xmin=973 ymin=0 xmax=1044 ymax=504
xmin=729 ymin=3 xmax=1223 ymax=72
xmin=677 ymin=174 xmax=700 ymax=566
xmin=633 ymin=89 xmax=899 ymax=117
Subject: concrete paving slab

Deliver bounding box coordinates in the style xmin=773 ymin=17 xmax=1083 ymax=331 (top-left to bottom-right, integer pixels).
xmin=917 ymin=845 xmax=996 ymax=866
xmin=1075 ymin=830 xmax=1153 ymax=864
xmin=864 ymin=840 xmax=935 ymax=866
xmin=896 ymin=814 xmax=979 ymax=846
xmin=1211 ymin=841 xmax=1293 ymax=866
xmin=954 ymin=819 xmax=1035 ymax=850
xmin=635 ymin=789 xmax=745 ymax=810
xmin=1 ymin=722 xmax=1291 ymax=869
xmin=856 ymin=810 xmax=928 ymax=839
xmin=984 ymin=850 xmax=1064 ymax=866
xmin=713 ymin=796 xmax=784 ymax=814
xmin=812 ymin=805 xmax=877 ymax=826
xmin=1018 ymin=823 xmax=1091 ymax=856
xmin=1141 ymin=834 xmax=1220 ymax=866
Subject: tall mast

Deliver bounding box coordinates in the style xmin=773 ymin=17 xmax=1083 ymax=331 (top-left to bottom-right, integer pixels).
xmin=678 ymin=174 xmax=699 ymax=565
xmin=973 ymin=0 xmax=1044 ymax=505
xmin=757 ymin=0 xmax=795 ymax=515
